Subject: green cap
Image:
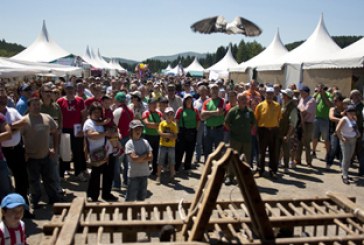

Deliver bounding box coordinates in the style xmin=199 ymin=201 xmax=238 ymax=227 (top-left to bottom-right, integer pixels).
xmin=114 ymin=91 xmax=126 ymax=103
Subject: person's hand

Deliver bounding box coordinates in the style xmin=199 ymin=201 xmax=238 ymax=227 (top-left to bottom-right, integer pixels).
xmin=49 ymin=148 xmax=56 ymax=156
xmin=76 ymin=131 xmax=84 ymax=137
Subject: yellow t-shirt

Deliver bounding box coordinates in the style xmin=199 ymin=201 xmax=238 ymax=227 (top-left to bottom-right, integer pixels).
xmin=254 ymin=100 xmax=281 ymax=128
xmin=158 ymin=120 xmax=178 ymax=147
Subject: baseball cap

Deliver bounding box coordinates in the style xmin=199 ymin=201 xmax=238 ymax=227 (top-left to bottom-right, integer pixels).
xmin=64 ymin=82 xmax=74 ymax=89
xmin=114 ymin=91 xmax=126 ymax=103
xmin=281 ymin=89 xmax=294 ymax=98
xmin=165 ymin=107 xmax=175 ymax=114
xmin=345 ymin=105 xmax=356 ymax=113
xmin=1 ymin=193 xmax=28 ymax=210
xmin=300 ymin=86 xmax=310 ymax=94
xmin=266 ymin=86 xmax=274 ymax=93
xmin=129 ymin=119 xmax=144 ymax=129
xmin=131 ymin=91 xmax=141 ymax=99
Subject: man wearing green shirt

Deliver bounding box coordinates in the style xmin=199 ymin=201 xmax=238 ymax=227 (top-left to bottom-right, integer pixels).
xmin=201 ymin=84 xmax=225 ymax=160
xmin=312 ymin=84 xmax=333 ymax=159
xmin=224 ymin=93 xmax=256 ymax=185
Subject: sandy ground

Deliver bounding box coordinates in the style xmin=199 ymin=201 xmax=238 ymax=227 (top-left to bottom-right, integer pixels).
xmin=25 ymin=143 xmax=364 ymax=244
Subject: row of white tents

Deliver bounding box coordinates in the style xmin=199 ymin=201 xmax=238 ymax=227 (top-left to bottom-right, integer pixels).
xmin=164 ymin=14 xmax=364 ymax=95
xmin=0 ymin=21 xmax=127 ymax=78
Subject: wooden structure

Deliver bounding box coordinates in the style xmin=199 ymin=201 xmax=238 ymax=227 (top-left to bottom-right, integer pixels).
xmin=42 ymin=143 xmax=364 ymax=244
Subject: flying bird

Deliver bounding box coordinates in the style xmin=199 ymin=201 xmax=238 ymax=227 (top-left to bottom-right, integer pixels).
xmin=191 ymin=16 xmax=262 ymax=36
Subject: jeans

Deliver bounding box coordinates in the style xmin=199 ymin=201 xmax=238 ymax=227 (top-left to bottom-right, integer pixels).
xmin=158 ymin=146 xmax=175 ymax=166
xmin=125 ymin=176 xmax=148 ymax=201
xmin=113 ymin=137 xmax=129 ymax=187
xmin=203 ymin=125 xmax=224 ymax=160
xmin=27 ymin=155 xmax=60 ymax=205
xmin=0 ymin=160 xmax=12 ymax=201
xmin=195 ymin=122 xmax=204 ymax=162
xmin=2 ymin=143 xmax=28 ymax=203
xmin=340 ymin=137 xmax=356 ymax=178
xmin=327 ymin=133 xmax=341 ymax=166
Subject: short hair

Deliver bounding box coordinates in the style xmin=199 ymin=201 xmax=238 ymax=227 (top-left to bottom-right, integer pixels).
xmin=88 ymin=102 xmax=103 ymax=116
xmin=27 ymin=97 xmax=41 ymax=106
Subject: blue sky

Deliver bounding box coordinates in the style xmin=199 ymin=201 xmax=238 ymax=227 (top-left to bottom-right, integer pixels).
xmin=1 ymin=0 xmax=363 ymax=61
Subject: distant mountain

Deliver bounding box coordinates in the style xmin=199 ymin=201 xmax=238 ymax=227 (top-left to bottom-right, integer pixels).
xmin=148 ymin=52 xmax=207 ymax=62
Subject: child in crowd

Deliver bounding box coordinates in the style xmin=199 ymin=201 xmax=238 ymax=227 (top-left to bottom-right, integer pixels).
xmin=157 ymin=107 xmax=178 ymax=184
xmin=99 ymin=95 xmax=122 ymax=156
xmin=124 ymin=120 xmax=153 ymax=201
xmin=0 ymin=193 xmax=27 ymax=245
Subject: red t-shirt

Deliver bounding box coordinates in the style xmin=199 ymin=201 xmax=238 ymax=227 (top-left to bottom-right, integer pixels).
xmin=84 ymin=97 xmax=101 ymax=108
xmin=57 ymin=96 xmax=85 ymax=129
xmin=104 ymin=108 xmax=114 ymax=128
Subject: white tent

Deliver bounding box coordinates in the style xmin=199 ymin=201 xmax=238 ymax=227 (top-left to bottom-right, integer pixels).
xmin=164 ymin=64 xmax=172 ymax=71
xmin=206 ymin=47 xmax=238 ymax=73
xmin=0 ymin=57 xmax=82 ymax=78
xmin=256 ymin=14 xmax=341 ymax=71
xmin=108 ymin=58 xmax=127 ymax=72
xmin=165 ymin=63 xmax=184 ymax=76
xmin=11 ymin=20 xmax=72 ymax=63
xmin=184 ymin=57 xmax=205 ymax=73
xmin=231 ymin=30 xmax=288 ymax=72
xmin=82 ymin=46 xmax=104 ymax=69
xmin=303 ymin=37 xmax=364 ymax=69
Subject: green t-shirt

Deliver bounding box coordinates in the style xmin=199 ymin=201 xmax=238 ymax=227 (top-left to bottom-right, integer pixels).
xmin=203 ymin=98 xmax=225 ymax=127
xmin=143 ymin=111 xmax=162 ymax=136
xmin=225 ymin=106 xmax=255 ymax=142
xmin=315 ymin=92 xmax=332 ymax=119
xmin=177 ymin=108 xmax=198 ymax=129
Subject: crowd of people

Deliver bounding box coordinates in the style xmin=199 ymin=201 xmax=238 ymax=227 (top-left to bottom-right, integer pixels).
xmin=0 ymin=74 xmax=363 ymax=224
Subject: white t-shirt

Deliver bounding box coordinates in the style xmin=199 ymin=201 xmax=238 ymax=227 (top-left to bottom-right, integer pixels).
xmin=2 ymin=107 xmax=22 ymax=147
xmin=83 ymin=119 xmax=112 ymax=154
xmin=340 ymin=116 xmax=357 ymax=139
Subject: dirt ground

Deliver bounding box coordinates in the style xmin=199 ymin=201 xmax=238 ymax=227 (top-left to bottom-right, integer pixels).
xmin=25 ymin=143 xmax=364 ymax=244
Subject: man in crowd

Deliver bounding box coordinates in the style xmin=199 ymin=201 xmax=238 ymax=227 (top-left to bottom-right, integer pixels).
xmin=224 ymin=93 xmax=256 ymax=184
xmin=350 ymin=89 xmax=364 ymax=176
xmin=13 ymin=97 xmax=61 ymax=208
xmin=16 ymin=84 xmax=33 ymax=115
xmin=57 ymin=82 xmax=87 ymax=181
xmin=193 ymin=84 xmax=208 ymax=164
xmin=255 ymin=86 xmax=281 ymax=178
xmin=201 ymin=84 xmax=225 ymax=160
xmin=312 ymin=84 xmax=333 ymax=159
xmin=166 ymin=84 xmax=182 ymax=112
xmin=296 ymin=86 xmax=316 ymax=167
xmin=278 ymin=88 xmax=298 ymax=173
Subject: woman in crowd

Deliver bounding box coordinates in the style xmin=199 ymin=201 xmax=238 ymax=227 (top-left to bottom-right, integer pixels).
xmin=83 ymin=102 xmax=117 ymax=201
xmin=175 ymin=94 xmax=200 ymax=171
xmin=335 ymin=105 xmax=359 ymax=184
xmin=128 ymin=91 xmax=146 ymax=120
xmin=327 ymin=94 xmax=345 ymax=168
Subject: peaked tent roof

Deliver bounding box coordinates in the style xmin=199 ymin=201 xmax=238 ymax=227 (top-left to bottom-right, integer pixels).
xmin=206 ymin=47 xmax=238 ymax=72
xmin=108 ymin=58 xmax=127 ymax=71
xmin=11 ymin=20 xmax=71 ymax=63
xmin=303 ymin=37 xmax=364 ymax=69
xmin=82 ymin=46 xmax=105 ymax=69
xmin=184 ymin=57 xmax=205 ymax=72
xmin=257 ymin=14 xmax=341 ymax=71
xmin=231 ymin=30 xmax=288 ymax=72
xmin=0 ymin=57 xmax=82 ymax=78
xmin=165 ymin=63 xmax=184 ymax=76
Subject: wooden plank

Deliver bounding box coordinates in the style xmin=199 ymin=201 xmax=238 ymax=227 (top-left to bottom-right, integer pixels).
xmin=80 ymin=208 xmax=93 ymax=245
xmin=231 ymin=152 xmax=275 ymax=242
xmin=181 ymin=142 xmax=225 ymax=239
xmin=55 ymin=197 xmax=85 ymax=245
xmin=188 ymin=148 xmax=231 ymax=241
xmin=327 ymin=191 xmax=364 ymax=223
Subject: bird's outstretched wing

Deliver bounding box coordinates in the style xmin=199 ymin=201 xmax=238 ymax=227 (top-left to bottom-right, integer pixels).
xmin=190 ymin=16 xmax=220 ymax=34
xmin=235 ymin=16 xmax=262 ymax=36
